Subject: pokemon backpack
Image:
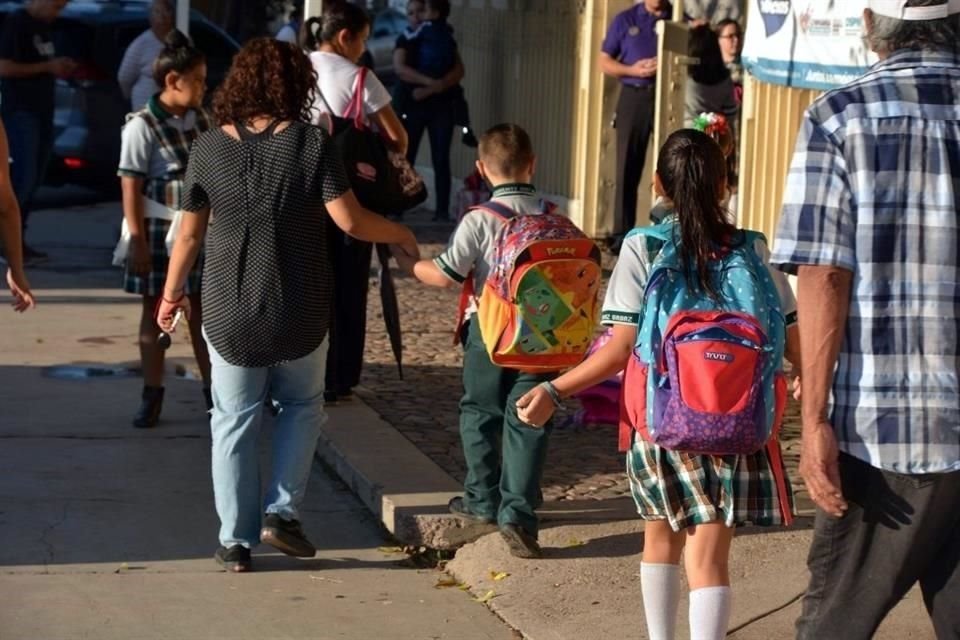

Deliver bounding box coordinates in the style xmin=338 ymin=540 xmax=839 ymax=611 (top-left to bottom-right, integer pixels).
xmin=455 ymin=201 xmax=602 ymax=373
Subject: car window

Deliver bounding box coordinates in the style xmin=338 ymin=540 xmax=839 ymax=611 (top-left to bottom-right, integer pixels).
xmin=372 ymin=10 xmax=404 ymax=39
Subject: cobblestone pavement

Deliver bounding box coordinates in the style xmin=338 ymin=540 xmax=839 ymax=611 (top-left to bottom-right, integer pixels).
xmin=353 ymin=210 xmax=811 ymax=514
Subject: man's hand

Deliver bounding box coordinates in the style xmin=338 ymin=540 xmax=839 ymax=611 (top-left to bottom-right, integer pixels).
xmin=799 ymin=421 xmax=848 ymax=518
xmin=6 ymin=267 xmax=35 ymax=312
xmin=48 ymin=57 xmax=77 ymax=78
xmin=128 ymin=236 xmax=151 ymax=276
xmin=630 ymin=57 xmax=658 ymax=78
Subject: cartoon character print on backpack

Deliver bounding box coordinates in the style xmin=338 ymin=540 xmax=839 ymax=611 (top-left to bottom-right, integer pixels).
xmin=543 ymin=260 xmax=602 ymax=310
xmin=517 ymin=268 xmax=573 ymax=335
xmin=466 ymin=201 xmax=602 ymax=373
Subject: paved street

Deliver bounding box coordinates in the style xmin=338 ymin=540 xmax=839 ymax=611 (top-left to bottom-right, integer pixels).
xmin=0 ymin=195 xmax=515 ymax=640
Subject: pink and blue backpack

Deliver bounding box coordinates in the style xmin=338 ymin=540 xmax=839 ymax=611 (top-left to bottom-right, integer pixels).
xmin=619 ymin=222 xmax=789 ymax=463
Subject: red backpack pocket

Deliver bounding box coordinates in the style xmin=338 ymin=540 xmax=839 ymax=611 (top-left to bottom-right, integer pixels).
xmin=619 ymin=352 xmax=649 ymax=452
xmin=674 ymin=338 xmax=761 ymax=414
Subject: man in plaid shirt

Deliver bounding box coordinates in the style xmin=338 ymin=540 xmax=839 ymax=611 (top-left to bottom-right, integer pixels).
xmin=772 ymin=1 xmax=960 ymax=637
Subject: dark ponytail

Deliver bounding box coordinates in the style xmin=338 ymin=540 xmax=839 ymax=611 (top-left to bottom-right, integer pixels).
xmin=656 ymin=129 xmax=737 ymax=299
xmin=300 ymin=0 xmax=370 ymax=51
xmin=153 ymin=29 xmax=205 ymax=87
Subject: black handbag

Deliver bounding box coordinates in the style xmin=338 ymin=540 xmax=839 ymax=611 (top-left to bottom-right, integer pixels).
xmin=318 ymin=68 xmax=428 ymax=215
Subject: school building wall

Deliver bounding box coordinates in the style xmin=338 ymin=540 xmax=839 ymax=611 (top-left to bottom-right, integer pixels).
xmin=736 ymin=76 xmax=820 ymax=241
xmin=421 ymin=0 xmax=634 ymax=238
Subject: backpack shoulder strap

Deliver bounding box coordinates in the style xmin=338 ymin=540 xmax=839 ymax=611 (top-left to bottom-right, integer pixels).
xmin=627 ymin=223 xmax=672 ymax=244
xmin=627 ymin=223 xmax=677 ymax=264
xmin=469 ymin=200 xmax=516 ymax=220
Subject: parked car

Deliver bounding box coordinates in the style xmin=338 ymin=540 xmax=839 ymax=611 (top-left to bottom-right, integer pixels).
xmin=366 ymin=8 xmax=406 ymax=88
xmin=0 ymin=0 xmax=239 ymax=193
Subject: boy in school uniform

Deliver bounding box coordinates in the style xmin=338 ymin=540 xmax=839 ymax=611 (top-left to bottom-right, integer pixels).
xmin=394 ymin=123 xmax=552 ymax=558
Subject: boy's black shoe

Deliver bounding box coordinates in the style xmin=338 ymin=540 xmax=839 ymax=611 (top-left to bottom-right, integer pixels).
xmin=500 ymin=523 xmax=542 ymax=559
xmin=260 ymin=513 xmax=316 ymax=558
xmin=447 ymin=496 xmax=495 ymax=524
xmin=215 ymin=544 xmax=251 ymax=572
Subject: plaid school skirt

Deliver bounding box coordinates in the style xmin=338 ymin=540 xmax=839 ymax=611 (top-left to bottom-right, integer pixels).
xmin=122 ymin=217 xmax=202 ymax=296
xmin=626 ymin=434 xmax=796 ymax=531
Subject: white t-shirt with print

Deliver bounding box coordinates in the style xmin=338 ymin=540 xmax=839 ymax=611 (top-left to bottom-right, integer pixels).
xmin=601 ymin=232 xmax=798 ymax=328
xmin=308 ymin=51 xmax=391 ymax=125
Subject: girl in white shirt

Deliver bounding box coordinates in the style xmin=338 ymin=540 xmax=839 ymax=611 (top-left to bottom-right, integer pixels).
xmin=300 ymin=1 xmax=407 ymax=154
xmin=299 ymin=0 xmax=408 ymax=402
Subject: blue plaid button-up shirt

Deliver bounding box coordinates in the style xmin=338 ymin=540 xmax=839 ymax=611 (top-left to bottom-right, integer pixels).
xmin=772 ymin=49 xmax=960 ymax=475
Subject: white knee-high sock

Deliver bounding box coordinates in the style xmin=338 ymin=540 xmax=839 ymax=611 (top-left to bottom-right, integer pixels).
xmin=689 ymin=586 xmax=732 ymax=640
xmin=640 ymin=562 xmax=681 ymax=640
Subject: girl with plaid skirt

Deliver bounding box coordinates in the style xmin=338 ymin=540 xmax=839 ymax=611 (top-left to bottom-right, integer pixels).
xmin=517 ymin=129 xmax=801 ymax=640
xmin=117 ymin=30 xmax=212 ymax=428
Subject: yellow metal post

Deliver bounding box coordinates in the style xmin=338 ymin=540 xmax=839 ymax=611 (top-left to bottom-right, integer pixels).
xmin=673 ymin=0 xmax=684 ymax=22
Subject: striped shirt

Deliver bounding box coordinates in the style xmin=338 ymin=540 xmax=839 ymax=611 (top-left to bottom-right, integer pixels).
xmin=771 ymin=50 xmax=960 ymax=474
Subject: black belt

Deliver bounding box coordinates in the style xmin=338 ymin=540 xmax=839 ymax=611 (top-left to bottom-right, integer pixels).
xmin=622 ymin=84 xmax=654 ymax=90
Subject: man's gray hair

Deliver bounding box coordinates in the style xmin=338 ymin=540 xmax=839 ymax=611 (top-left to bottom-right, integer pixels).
xmin=866 ymin=0 xmax=960 ymax=54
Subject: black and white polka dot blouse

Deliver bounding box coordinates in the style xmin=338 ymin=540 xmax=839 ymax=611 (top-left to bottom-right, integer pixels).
xmin=181 ymin=121 xmax=350 ymax=368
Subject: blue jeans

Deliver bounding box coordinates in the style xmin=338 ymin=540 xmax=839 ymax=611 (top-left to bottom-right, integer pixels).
xmin=3 ymin=109 xmax=54 ymax=230
xmin=206 ymin=332 xmax=329 ymax=548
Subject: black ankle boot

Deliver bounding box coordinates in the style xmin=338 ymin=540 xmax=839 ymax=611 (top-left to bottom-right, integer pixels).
xmin=133 ymin=386 xmax=164 ymax=428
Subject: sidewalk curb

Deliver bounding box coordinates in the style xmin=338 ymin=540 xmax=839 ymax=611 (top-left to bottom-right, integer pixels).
xmin=313 ymin=393 xmax=498 ymax=550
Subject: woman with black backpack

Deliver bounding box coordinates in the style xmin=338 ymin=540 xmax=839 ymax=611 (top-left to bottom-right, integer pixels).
xmin=301 ymin=0 xmax=409 ymax=403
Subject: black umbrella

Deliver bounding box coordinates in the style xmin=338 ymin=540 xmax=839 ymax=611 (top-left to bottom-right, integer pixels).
xmin=375 ymin=242 xmax=403 ymax=379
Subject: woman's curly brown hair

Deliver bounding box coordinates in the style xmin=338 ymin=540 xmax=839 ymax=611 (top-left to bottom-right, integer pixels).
xmin=212 ymin=38 xmax=316 ymax=125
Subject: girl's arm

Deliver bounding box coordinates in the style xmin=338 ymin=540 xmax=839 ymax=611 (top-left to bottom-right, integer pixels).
xmin=0 ymin=117 xmax=32 ymax=311
xmin=120 ymin=176 xmax=152 ymax=275
xmin=516 ymin=324 xmax=637 ymax=427
xmin=369 ymin=104 xmax=409 ymax=155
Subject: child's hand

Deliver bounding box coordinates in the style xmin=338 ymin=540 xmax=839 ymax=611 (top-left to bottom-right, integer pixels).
xmin=390 ymin=244 xmax=417 ymax=272
xmin=516 ymin=384 xmax=556 ymax=429
xmin=792 ymin=376 xmax=802 ymax=402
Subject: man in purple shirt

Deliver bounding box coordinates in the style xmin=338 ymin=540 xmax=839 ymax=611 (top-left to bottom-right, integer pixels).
xmin=600 ymin=0 xmax=671 ymax=244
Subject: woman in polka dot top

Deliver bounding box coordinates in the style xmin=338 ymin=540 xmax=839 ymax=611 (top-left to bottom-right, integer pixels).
xmin=155 ymin=38 xmax=420 ymax=573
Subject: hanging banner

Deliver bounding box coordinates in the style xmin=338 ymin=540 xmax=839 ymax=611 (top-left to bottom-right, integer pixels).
xmin=742 ymin=0 xmax=877 ymax=90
